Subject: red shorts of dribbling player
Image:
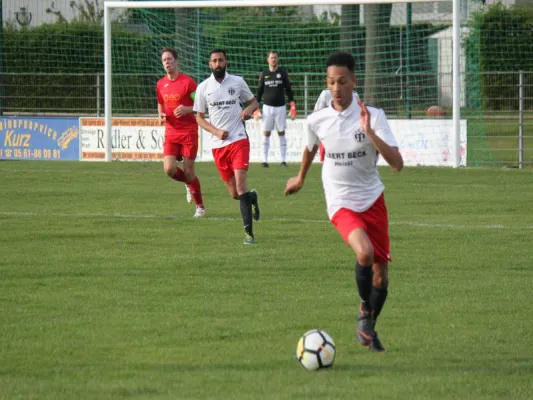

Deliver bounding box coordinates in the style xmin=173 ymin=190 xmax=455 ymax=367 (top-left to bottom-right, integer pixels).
xmin=163 ymin=133 xmax=199 ymax=160
xmin=330 ymin=193 xmax=392 ymax=263
xmin=212 ymin=138 xmax=250 ymax=182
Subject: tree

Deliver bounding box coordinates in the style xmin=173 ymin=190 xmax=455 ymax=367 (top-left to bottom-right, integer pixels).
xmin=340 ymin=5 xmax=360 ymax=53
xmin=46 ymin=0 xmax=104 ymax=24
xmin=363 ymin=4 xmax=392 ymax=106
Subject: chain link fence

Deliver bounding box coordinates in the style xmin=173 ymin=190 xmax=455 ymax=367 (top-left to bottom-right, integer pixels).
xmin=0 ymin=70 xmax=531 ymax=166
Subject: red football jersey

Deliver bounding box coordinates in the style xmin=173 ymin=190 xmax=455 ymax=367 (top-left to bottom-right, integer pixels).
xmin=156 ymin=73 xmax=198 ymax=137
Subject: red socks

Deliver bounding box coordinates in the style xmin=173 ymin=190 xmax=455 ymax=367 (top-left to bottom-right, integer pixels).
xmin=188 ymin=177 xmax=204 ymax=208
xmin=172 ymin=168 xmax=186 ymax=182
xmin=172 ymin=169 xmax=203 ymax=208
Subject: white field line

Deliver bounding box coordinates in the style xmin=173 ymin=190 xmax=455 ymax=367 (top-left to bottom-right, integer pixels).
xmin=1 ymin=211 xmax=532 ymax=230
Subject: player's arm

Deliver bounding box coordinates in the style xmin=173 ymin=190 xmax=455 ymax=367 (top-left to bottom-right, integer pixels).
xmin=241 ymin=97 xmax=259 ymax=121
xmin=156 ymin=86 xmax=166 ymax=124
xmin=239 ymin=79 xmax=259 ymax=120
xmin=157 ymin=102 xmax=166 ymax=124
xmin=174 ymin=104 xmax=194 ymax=118
xmin=283 ymin=69 xmax=297 ymax=119
xmin=174 ymin=82 xmax=197 ymax=118
xmin=256 ymin=72 xmax=264 ymax=104
xmin=285 ymin=121 xmax=320 ymax=195
xmin=195 ymin=112 xmax=228 ymax=140
xmin=283 ymin=69 xmax=295 ymax=103
xmin=358 ymin=99 xmax=403 ymax=172
xmin=284 ymin=145 xmax=318 ymax=196
xmin=193 ymin=84 xmax=228 ymax=140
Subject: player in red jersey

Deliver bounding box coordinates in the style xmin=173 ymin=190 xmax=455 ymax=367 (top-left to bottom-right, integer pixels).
xmin=157 ymin=47 xmax=205 ymax=217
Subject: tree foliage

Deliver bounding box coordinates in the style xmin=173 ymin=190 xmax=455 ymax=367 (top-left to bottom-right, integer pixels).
xmin=467 ymin=2 xmax=533 ymax=109
xmin=46 ymin=0 xmax=104 ymax=24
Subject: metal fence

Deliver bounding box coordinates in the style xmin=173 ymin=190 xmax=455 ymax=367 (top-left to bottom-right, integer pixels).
xmin=0 ymin=70 xmax=531 ymax=166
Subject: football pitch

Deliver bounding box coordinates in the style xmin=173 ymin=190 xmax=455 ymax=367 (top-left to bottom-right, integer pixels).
xmin=1 ymin=161 xmax=532 ymax=399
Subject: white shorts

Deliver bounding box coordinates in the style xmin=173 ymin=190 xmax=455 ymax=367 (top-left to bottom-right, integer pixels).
xmin=262 ymin=105 xmax=286 ymax=132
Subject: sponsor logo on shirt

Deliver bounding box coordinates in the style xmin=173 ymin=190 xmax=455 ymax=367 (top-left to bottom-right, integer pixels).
xmin=327 ymin=150 xmax=368 ymax=166
xmin=354 ymin=128 xmax=366 ymax=142
xmin=209 ymin=100 xmax=237 ymax=107
xmin=163 ymin=94 xmax=181 ymax=102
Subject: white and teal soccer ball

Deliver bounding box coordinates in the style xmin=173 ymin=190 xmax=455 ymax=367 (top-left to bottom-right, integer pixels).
xmin=296 ymin=329 xmax=336 ymax=371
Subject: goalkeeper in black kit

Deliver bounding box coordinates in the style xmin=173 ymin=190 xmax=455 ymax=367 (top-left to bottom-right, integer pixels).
xmin=255 ymin=50 xmax=296 ymax=168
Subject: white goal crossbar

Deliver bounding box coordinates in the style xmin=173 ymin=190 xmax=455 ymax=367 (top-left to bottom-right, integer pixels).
xmin=104 ymin=0 xmax=461 ymax=167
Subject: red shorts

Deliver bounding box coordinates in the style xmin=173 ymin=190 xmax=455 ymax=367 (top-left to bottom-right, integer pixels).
xmin=163 ymin=133 xmax=199 ymax=159
xmin=330 ymin=194 xmax=391 ymax=263
xmin=212 ymin=139 xmax=250 ymax=182
xmin=319 ymin=143 xmax=325 ymax=162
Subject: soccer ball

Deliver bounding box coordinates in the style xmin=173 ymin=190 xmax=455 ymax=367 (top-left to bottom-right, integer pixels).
xmin=426 ymin=105 xmax=446 ymax=117
xmin=296 ymin=329 xmax=336 ymax=371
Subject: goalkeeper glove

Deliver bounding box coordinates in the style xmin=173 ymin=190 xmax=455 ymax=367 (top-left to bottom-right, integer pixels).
xmin=289 ymin=101 xmax=297 ymax=120
xmin=253 ymin=109 xmax=262 ymax=121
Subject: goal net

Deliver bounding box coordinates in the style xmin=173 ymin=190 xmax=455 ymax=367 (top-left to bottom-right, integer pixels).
xmin=100 ymin=0 xmax=490 ymax=166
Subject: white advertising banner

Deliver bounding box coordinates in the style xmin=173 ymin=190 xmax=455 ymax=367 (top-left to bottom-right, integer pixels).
xmin=79 ymin=118 xmax=165 ymax=161
xmin=384 ymin=119 xmax=467 ymax=167
xmin=80 ymin=117 xmax=466 ymax=166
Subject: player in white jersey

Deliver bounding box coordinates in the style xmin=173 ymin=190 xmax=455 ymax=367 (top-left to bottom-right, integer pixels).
xmin=313 ymin=89 xmax=359 ymax=162
xmin=194 ymin=49 xmax=260 ymax=245
xmin=285 ymin=51 xmax=403 ymax=352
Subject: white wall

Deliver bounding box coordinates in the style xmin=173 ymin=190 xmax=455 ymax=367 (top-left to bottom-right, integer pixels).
xmin=3 ymin=0 xmax=79 ymax=27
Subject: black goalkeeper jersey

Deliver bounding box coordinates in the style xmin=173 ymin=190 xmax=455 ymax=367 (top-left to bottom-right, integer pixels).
xmin=256 ymin=67 xmax=294 ymax=107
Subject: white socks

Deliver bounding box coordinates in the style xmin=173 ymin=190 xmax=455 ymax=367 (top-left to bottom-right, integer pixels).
xmin=262 ymin=136 xmax=270 ymax=163
xmin=262 ymin=135 xmax=287 ymax=163
xmin=279 ymin=135 xmax=287 ymax=163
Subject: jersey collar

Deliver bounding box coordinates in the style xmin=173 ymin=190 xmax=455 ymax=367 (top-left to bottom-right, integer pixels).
xmin=330 ymin=98 xmax=359 ymax=118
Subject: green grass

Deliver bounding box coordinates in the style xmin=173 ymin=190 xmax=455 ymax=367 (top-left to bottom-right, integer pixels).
xmin=1 ymin=161 xmax=533 ymax=399
xmin=482 ymin=118 xmax=533 ymax=166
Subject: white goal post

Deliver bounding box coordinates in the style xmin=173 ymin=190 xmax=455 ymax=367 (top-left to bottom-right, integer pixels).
xmin=103 ymin=0 xmax=462 ymax=167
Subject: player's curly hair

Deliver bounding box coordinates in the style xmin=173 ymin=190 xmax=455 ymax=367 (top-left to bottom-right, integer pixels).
xmin=326 ymin=51 xmax=355 ymax=72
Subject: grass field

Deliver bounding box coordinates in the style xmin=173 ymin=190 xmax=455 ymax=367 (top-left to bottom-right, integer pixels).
xmin=482 ymin=117 xmax=533 ymax=166
xmin=1 ymin=161 xmax=532 ymax=399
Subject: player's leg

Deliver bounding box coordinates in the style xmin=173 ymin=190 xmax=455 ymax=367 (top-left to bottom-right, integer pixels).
xmin=234 ymin=169 xmax=255 ymax=244
xmin=365 ymin=194 xmax=391 ymax=352
xmin=262 ymin=105 xmax=274 ymax=168
xmin=182 ymin=134 xmax=205 ymax=216
xmin=222 ymin=176 xmax=239 ymax=199
xmin=176 ymin=142 xmax=192 ymax=204
xmin=212 ymin=146 xmax=238 ymax=198
xmin=367 ymin=262 xmax=388 ymax=352
xmin=217 ymin=169 xmax=254 ymax=243
xmin=276 ymin=106 xmax=287 ymax=167
xmin=231 ymin=139 xmax=258 ymax=244
xmin=347 ymin=228 xmax=376 ymax=348
xmin=184 ymin=182 xmax=193 ymax=204
xmin=262 ymin=131 xmax=271 ymax=168
xmin=331 ymin=208 xmax=375 ymax=347
xmin=163 ymin=140 xmax=187 ymax=182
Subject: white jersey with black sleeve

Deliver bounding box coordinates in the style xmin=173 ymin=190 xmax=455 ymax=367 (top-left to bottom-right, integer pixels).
xmin=306 ymin=100 xmax=398 ymax=217
xmin=194 ymin=72 xmax=255 ymax=149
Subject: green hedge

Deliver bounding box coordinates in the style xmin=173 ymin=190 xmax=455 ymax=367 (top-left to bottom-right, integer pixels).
xmin=468 ymin=3 xmax=533 ymax=110
xmin=0 ymin=14 xmax=446 ymax=114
